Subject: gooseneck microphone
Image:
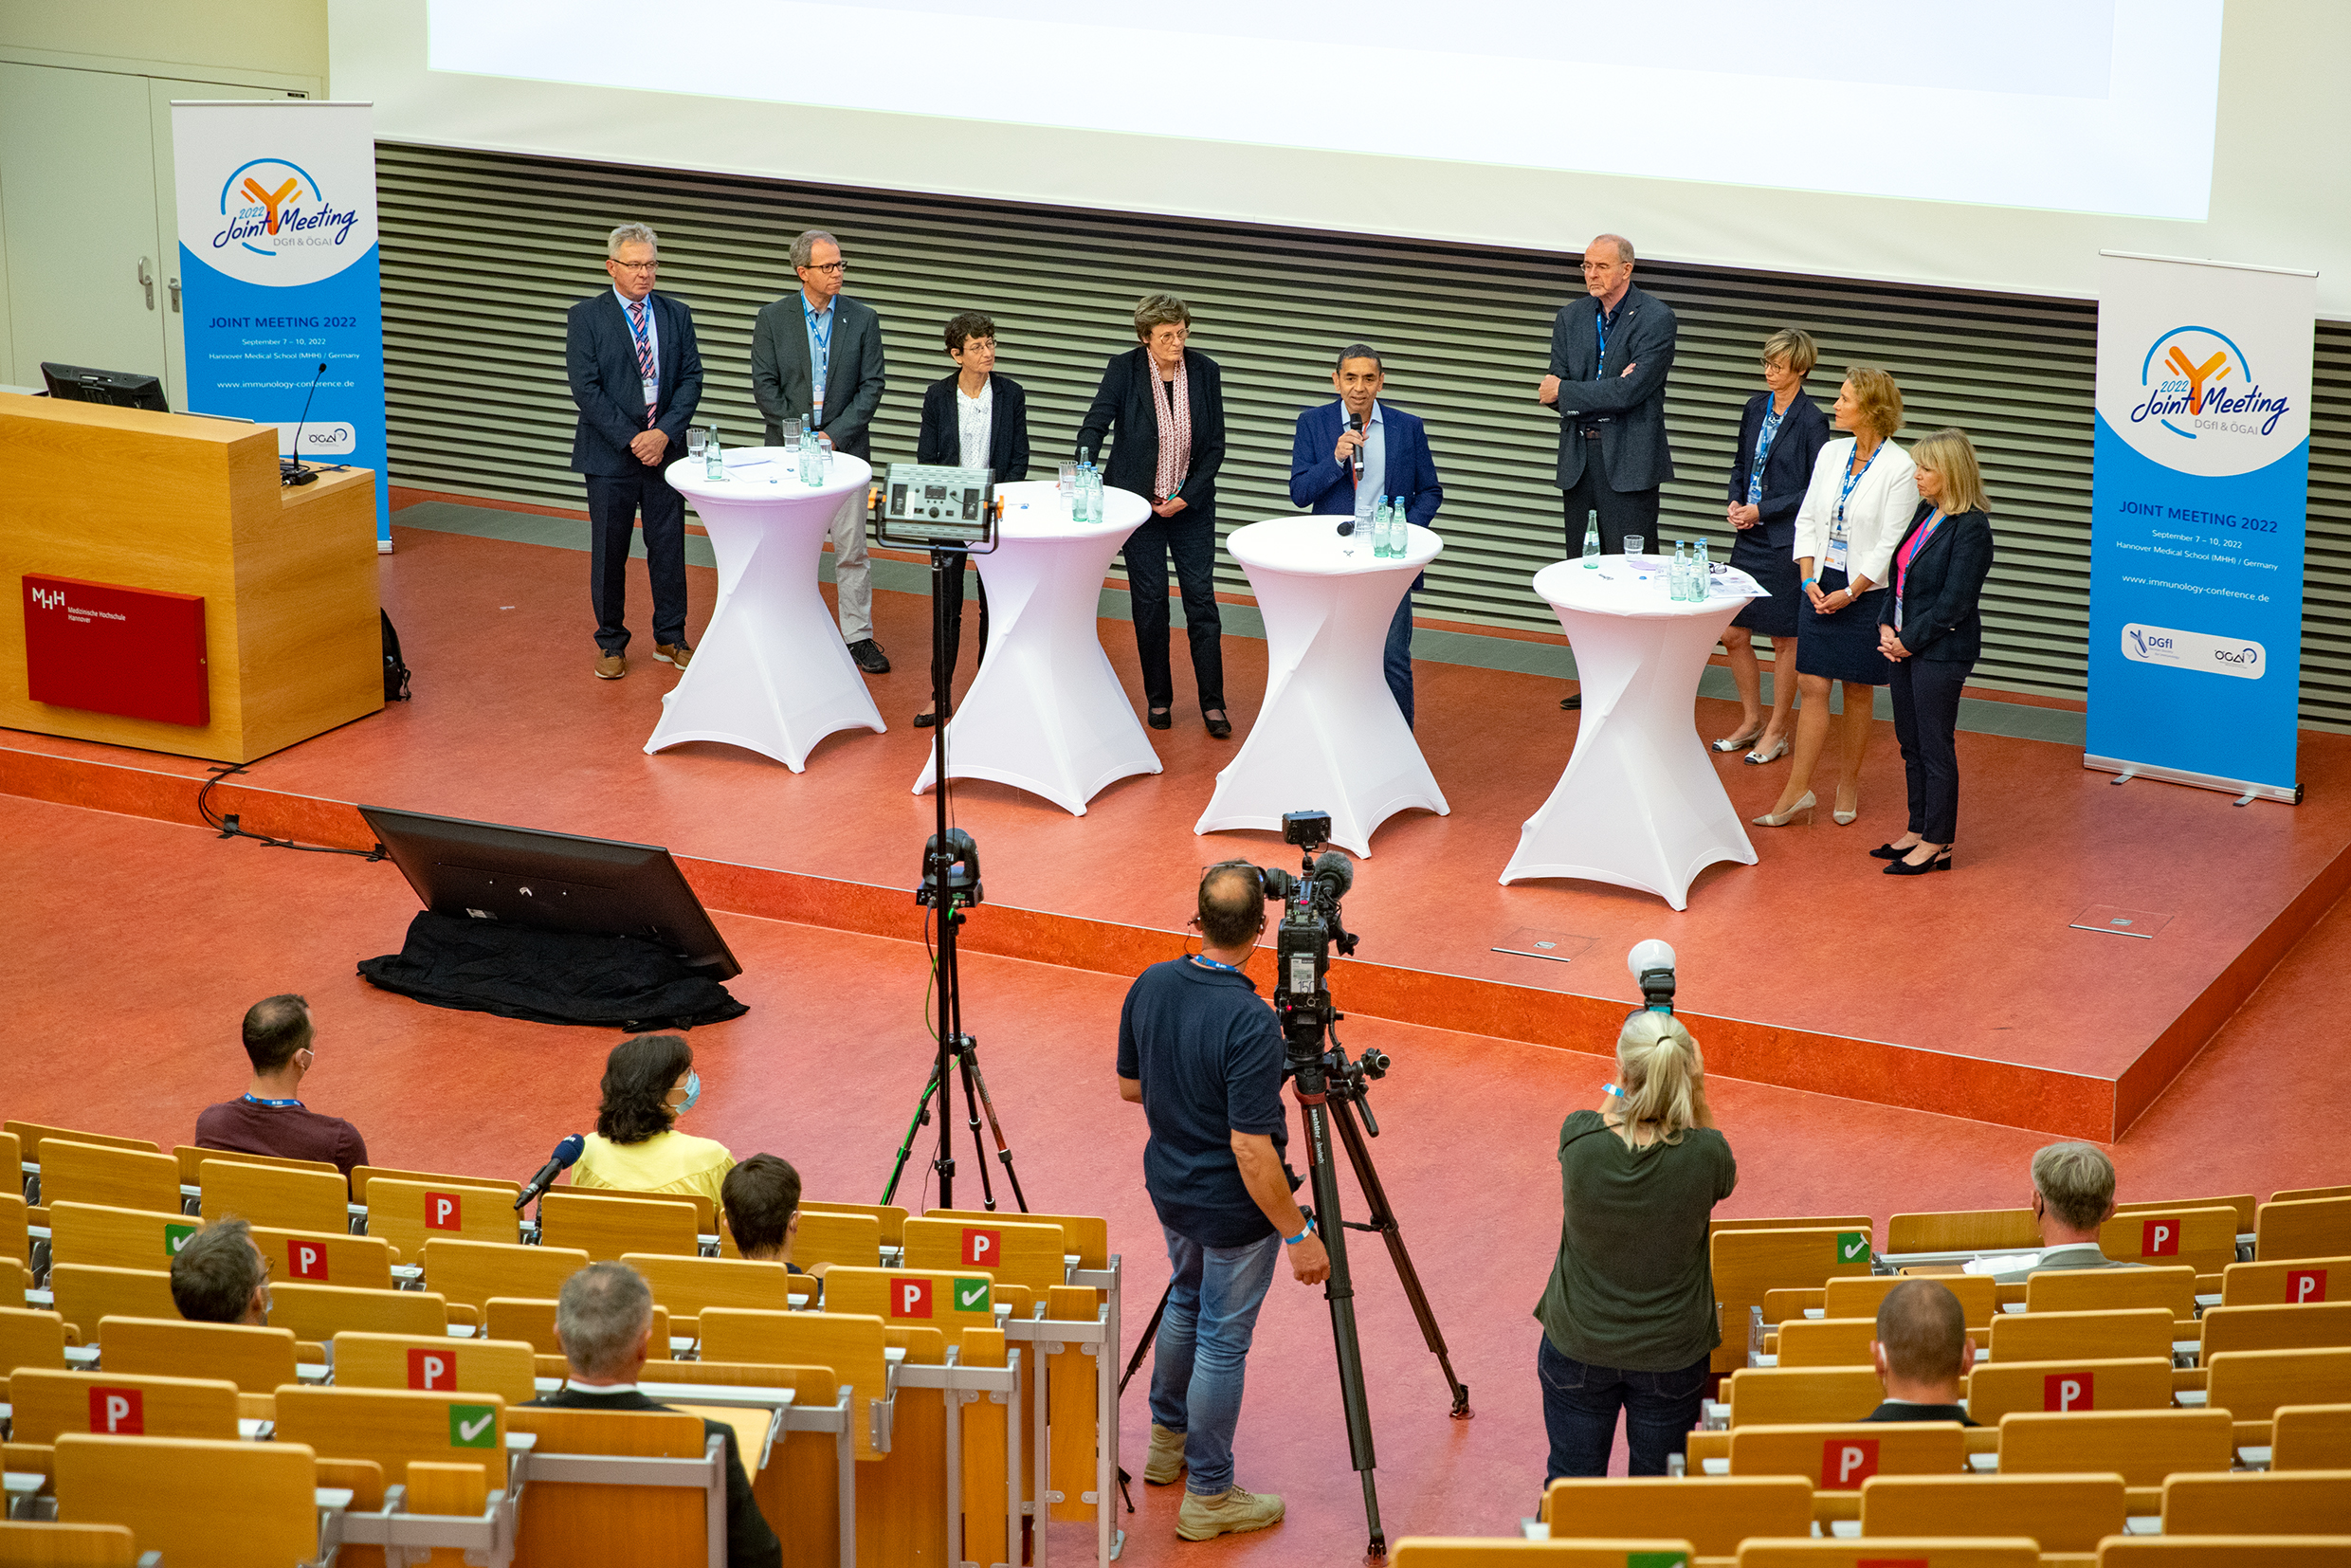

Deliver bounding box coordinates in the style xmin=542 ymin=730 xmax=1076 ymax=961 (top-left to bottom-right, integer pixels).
xmin=515 ymin=1134 xmax=586 ymax=1210
xmin=282 ymin=360 xmax=327 ymax=487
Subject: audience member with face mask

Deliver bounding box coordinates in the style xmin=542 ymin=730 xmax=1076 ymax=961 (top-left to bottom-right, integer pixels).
xmin=571 ymin=1033 xmax=736 ymax=1210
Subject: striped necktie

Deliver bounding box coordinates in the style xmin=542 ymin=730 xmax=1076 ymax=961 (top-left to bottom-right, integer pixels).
xmin=628 ymin=299 xmax=656 ymax=428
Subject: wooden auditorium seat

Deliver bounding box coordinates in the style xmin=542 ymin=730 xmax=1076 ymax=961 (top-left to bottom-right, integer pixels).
xmin=172 ymin=1144 xmax=340 ymax=1194
xmin=0 ymin=1195 xmax=31 ymax=1284
xmin=1387 ymin=1541 xmax=1702 ymax=1565
xmin=1823 ymin=1272 xmax=1999 ymax=1327
xmin=1725 ymin=1422 xmax=1966 ymax=1523
xmin=1772 ymin=1317 xmax=1877 ymax=1368
xmin=46 ymin=1203 xmax=194 ymax=1274
xmin=2094 ymin=1539 xmax=2351 ymax=1565
xmin=2255 ymin=1196 xmax=2351 ymax=1263
xmin=363 ymin=1178 xmax=520 ymax=1262
xmin=4 ymin=1368 xmax=241 ymax=1486
xmin=620 ymin=1252 xmax=794 ymax=1341
xmin=2204 ymin=1346 xmax=2351 ymax=1431
xmin=273 ymin=1383 xmax=513 ymax=1493
xmin=1963 ymin=1357 xmax=2174 ymax=1424
xmin=2199 ymin=1301 xmax=2351 ymax=1358
xmin=2221 ymin=1255 xmax=2348 ymax=1306
xmin=0 ymin=1520 xmax=140 ymax=1566
xmin=352 ymin=1163 xmax=521 ymax=1207
xmin=32 ymin=1142 xmax=179 ymax=1219
xmin=548 ymin=1180 xmax=718 ymax=1235
xmin=1737 ymin=1544 xmax=2040 ymax=1568
xmin=197 ymin=1158 xmax=347 ymax=1236
xmin=1710 ymin=1227 xmax=1877 ymax=1373
xmin=1721 ymin=1366 xmax=1886 ymax=1427
xmin=418 ymin=1238 xmax=589 ymax=1312
xmin=331 ymin=1329 xmax=538 ymax=1403
xmin=45 ymin=1265 xmax=175 ymax=1340
xmin=483 ymin=1296 xmax=670 ymax=1364
xmin=537 ymin=1191 xmax=698 ymax=1261
xmin=6 ymin=1124 xmax=156 ymax=1166
xmin=1986 ymin=1307 xmax=2177 ymax=1364
xmin=1859 ymin=1471 xmax=2126 ymax=1556
xmin=506 ymin=1405 xmax=723 ymax=1568
xmin=50 ymin=1432 xmax=326 ymax=1568
xmin=0 ymin=1307 xmax=69 ymax=1377
xmin=1887 ymin=1209 xmax=2042 ymax=1255
xmin=247 ymin=1225 xmax=395 ymax=1289
xmin=2160 ymin=1468 xmax=2351 ymax=1536
xmin=901 ymin=1215 xmax=1067 ymax=1294
xmin=2095 ymin=1206 xmax=2243 ymax=1278
xmin=264 ymin=1280 xmax=451 ymax=1341
xmin=2269 ymin=1403 xmax=2351 ymax=1468
xmin=97 ymin=1316 xmax=299 ymax=1395
xmin=2024 ymin=1267 xmax=2197 ymax=1321
xmin=781 ymin=1209 xmax=883 ymax=1273
xmin=2115 ymin=1193 xmax=2257 ymax=1232
xmin=1995 ymin=1408 xmax=2232 ymax=1512
xmin=799 ymin=1200 xmax=908 ymax=1246
xmin=2269 ymin=1185 xmax=2351 ymax=1206
xmin=1543 ymin=1475 xmax=1810 ymax=1556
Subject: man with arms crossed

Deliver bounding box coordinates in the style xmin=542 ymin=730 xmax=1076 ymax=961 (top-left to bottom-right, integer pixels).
xmin=1538 ymin=233 xmax=1678 ymax=709
xmin=1290 ymin=342 xmax=1445 ymax=727
xmin=566 ymin=223 xmax=704 ymax=681
xmin=751 ymin=228 xmax=891 ymax=674
xmin=1118 ymin=864 xmax=1329 ymax=1541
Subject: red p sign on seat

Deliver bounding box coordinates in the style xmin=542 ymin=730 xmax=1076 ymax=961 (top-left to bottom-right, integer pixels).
xmin=891 ymin=1278 xmax=935 ymax=1320
xmin=961 ymin=1229 xmax=1000 ymax=1268
xmin=2045 ymin=1372 xmax=2095 ymax=1411
xmin=89 ymin=1387 xmax=144 ymax=1434
xmin=1822 ymin=1437 xmax=1880 ymax=1489
xmin=287 ymin=1240 xmax=329 ymax=1281
xmin=409 ymin=1347 xmax=454 ymax=1391
xmin=2287 ymin=1267 xmax=2328 ymax=1304
xmin=426 ymin=1191 xmax=464 ymax=1231
xmin=2141 ymin=1219 xmax=2179 ymax=1257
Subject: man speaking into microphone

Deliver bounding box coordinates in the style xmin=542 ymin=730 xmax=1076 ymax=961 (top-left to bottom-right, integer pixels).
xmin=1288 ymin=343 xmax=1445 ymax=725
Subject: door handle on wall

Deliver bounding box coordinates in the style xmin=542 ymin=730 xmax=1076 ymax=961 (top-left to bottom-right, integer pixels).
xmin=138 ymin=258 xmax=155 ymax=310
xmin=169 ymin=276 xmax=182 ymax=313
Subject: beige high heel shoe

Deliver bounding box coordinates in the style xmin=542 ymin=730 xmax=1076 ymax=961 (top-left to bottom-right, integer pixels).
xmin=1752 ymin=791 xmax=1815 ymax=828
xmin=1832 ymin=787 xmax=1859 ymax=827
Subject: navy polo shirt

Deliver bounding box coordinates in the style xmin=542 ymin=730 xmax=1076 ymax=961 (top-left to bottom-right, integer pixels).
xmin=1116 ymin=958 xmax=1292 ymax=1248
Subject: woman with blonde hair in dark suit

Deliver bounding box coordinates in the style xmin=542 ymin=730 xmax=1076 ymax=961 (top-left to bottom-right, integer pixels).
xmin=1717 ymin=328 xmax=1832 ymax=763
xmin=1876 ymin=428 xmax=1996 ymax=876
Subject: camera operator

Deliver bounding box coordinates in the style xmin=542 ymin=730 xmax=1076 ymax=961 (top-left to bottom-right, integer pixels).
xmin=1534 ymin=1011 xmax=1736 ymax=1483
xmin=1116 ymin=861 xmax=1329 ymax=1543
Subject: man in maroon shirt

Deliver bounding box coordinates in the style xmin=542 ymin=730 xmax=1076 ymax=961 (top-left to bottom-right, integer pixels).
xmin=193 ymin=994 xmax=371 ymax=1178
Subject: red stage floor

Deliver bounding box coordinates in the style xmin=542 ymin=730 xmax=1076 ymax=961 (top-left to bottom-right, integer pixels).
xmin=4 ymin=790 xmax=2349 ymax=1564
xmin=8 ymin=512 xmax=2350 ymax=1138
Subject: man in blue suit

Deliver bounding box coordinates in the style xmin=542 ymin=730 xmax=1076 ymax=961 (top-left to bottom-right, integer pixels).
xmin=566 ymin=222 xmax=704 ymax=681
xmin=1289 ymin=344 xmax=1444 ymax=727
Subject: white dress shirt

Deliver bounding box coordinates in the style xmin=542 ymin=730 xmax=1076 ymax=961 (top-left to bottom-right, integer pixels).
xmin=1792 ymin=437 xmax=1919 ymax=589
xmin=957 ymin=377 xmax=993 ymax=469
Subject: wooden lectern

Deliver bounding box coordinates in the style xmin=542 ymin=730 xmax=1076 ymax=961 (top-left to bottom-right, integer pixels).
xmin=0 ymin=392 xmax=381 ymax=763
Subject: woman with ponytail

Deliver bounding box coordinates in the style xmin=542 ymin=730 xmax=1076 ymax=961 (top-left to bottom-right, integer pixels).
xmin=1533 ymin=1011 xmax=1737 ymax=1481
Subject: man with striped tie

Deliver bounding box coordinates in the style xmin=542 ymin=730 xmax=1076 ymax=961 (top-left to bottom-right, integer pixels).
xmin=566 ymin=222 xmax=705 ymax=680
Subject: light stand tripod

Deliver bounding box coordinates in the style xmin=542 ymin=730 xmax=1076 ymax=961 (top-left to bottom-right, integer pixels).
xmin=874 ymin=474 xmax=1026 ymax=1213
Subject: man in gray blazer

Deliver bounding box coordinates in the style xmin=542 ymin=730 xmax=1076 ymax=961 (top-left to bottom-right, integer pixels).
xmin=751 ymin=229 xmax=890 ymax=673
xmin=1538 ymin=232 xmax=1678 ymax=708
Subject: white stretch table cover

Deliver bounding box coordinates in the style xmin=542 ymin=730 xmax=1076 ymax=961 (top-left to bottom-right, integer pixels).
xmin=1194 ymin=516 xmax=1448 ymax=856
xmin=649 ymin=448 xmax=881 ymax=771
xmin=913 ymin=480 xmax=1158 ymax=813
xmin=1500 ymin=556 xmax=1759 ymax=908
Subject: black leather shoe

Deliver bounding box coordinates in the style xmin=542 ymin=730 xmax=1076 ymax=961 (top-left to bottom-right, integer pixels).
xmin=1883 ymin=850 xmax=1952 ymax=876
xmin=848 ymin=638 xmax=890 ymax=674
xmin=1560 ymin=692 xmax=1582 ymax=711
xmin=1868 ymin=842 xmax=1913 ymax=861
xmin=1204 ymin=710 xmax=1232 ymax=739
xmin=1147 ymin=707 xmax=1173 ymax=730
xmin=915 ymin=705 xmax=949 ymax=728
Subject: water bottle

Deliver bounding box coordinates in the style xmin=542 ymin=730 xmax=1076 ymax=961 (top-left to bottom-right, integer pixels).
xmin=816 ymin=431 xmax=835 ymax=471
xmin=1389 ymin=494 xmax=1409 ymax=558
xmin=1582 ymin=508 xmax=1601 ymax=568
xmin=797 ymin=427 xmax=821 ymax=485
xmin=1669 ymin=540 xmax=1688 ymax=600
xmin=704 ymin=425 xmax=722 ymax=481
xmin=1694 ymin=537 xmax=1712 ymax=597
xmin=1679 ymin=540 xmax=1697 ymax=600
xmin=1081 ymin=461 xmax=1100 ymax=523
xmin=1371 ymin=496 xmax=1393 ymax=558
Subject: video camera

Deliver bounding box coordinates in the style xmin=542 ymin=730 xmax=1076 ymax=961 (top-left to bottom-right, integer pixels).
xmin=1259 ymin=810 xmax=1357 ymax=1028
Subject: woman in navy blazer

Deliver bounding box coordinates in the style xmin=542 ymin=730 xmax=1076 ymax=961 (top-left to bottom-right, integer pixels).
xmin=1876 ymin=428 xmax=1996 ymax=876
xmin=1076 ymin=293 xmax=1231 ymax=736
xmin=913 ymin=312 xmax=1029 ymax=725
xmin=1718 ymin=330 xmax=1831 ymax=763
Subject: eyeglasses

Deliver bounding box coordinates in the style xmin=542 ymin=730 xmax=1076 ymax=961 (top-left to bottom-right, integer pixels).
xmin=1580 ymin=262 xmax=1624 ymax=275
xmin=611 ymin=260 xmax=659 ymax=273
xmin=801 ymin=261 xmax=847 ymax=275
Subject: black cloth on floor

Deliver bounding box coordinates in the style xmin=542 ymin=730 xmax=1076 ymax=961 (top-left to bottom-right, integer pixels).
xmin=358 ymin=911 xmax=747 ymax=1030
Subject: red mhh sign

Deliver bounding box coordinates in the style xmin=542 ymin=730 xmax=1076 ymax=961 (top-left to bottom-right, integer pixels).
xmin=23 ymin=574 xmax=208 ymax=725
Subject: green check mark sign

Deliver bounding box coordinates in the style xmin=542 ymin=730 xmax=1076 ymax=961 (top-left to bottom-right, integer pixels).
xmin=955 ymin=1277 xmax=992 ymax=1313
xmin=448 ymin=1404 xmax=497 ymax=1448
xmin=1836 ymin=1231 xmax=1868 ymax=1264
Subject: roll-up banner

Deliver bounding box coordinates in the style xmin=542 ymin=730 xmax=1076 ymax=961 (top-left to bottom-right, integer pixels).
xmin=2087 ymin=251 xmax=2316 ymax=803
xmin=171 ymin=100 xmax=390 ymax=549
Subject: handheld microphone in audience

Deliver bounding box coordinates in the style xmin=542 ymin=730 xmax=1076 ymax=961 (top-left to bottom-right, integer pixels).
xmin=1628 ymin=939 xmax=1676 ymax=1014
xmin=515 ymin=1134 xmax=586 ymax=1210
xmin=282 ymin=361 xmax=327 ymax=487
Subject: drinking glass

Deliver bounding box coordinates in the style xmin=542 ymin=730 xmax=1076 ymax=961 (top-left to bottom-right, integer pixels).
xmin=1059 ymin=460 xmax=1078 ymax=501
xmin=686 ymin=427 xmax=707 ymax=462
xmin=779 ymin=416 xmax=802 ymax=449
xmin=1623 ymin=533 xmax=1647 ymax=566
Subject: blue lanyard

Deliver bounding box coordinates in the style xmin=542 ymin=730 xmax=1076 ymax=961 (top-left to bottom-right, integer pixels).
xmin=1747 ymin=400 xmax=1787 ymax=505
xmin=1189 ymin=955 xmax=1244 ymax=974
xmin=626 ymin=300 xmax=653 ymax=353
xmin=1833 ymin=443 xmax=1880 ymax=532
xmin=1594 ymin=301 xmax=1613 ymax=369
xmin=243 ymin=1092 xmax=303 ymax=1108
xmin=806 ymin=301 xmax=832 ymax=407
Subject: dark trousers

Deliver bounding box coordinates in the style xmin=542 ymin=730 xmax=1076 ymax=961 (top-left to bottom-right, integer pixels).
xmin=1123 ymin=508 xmax=1225 ymax=711
xmin=1538 ymin=1335 xmax=1708 ymax=1482
xmin=1385 ymin=590 xmax=1415 ymax=728
xmin=587 ymin=466 xmax=688 ymax=654
xmin=931 ymin=556 xmax=990 ymax=709
xmin=1558 ymin=454 xmax=1662 ymax=556
xmin=1889 ymin=655 xmax=1970 ymax=843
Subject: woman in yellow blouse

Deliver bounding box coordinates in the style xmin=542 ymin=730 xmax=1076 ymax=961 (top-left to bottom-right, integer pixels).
xmin=571 ymin=1033 xmax=735 ymax=1209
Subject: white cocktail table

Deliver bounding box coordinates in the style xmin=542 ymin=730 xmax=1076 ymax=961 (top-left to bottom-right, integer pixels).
xmin=649 ymin=448 xmax=882 ymax=771
xmin=913 ymin=480 xmax=1158 ymax=814
xmin=1193 ymin=515 xmax=1448 ymax=856
xmin=1500 ymin=556 xmax=1760 ymax=908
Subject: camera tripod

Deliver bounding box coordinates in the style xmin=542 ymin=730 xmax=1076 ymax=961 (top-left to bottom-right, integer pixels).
xmin=878 ymin=540 xmax=1027 ymax=1214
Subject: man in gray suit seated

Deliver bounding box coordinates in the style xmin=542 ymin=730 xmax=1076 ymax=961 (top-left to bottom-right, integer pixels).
xmin=750 ymin=228 xmax=891 ymax=674
xmin=1963 ymin=1141 xmax=2144 ymax=1285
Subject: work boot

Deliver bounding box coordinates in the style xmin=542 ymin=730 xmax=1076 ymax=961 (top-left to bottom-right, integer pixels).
xmin=1142 ymin=1425 xmax=1185 ymax=1486
xmin=1176 ymin=1484 xmax=1284 ymax=1541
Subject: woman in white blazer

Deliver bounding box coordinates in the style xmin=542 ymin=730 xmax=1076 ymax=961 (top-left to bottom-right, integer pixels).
xmin=1755 ymin=365 xmax=1915 ymax=828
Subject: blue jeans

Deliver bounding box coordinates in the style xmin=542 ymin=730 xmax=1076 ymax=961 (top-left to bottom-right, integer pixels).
xmin=1384 ymin=590 xmax=1415 ymax=729
xmin=1537 ymin=1335 xmax=1709 ymax=1481
xmin=1147 ymin=1227 xmax=1281 ymax=1496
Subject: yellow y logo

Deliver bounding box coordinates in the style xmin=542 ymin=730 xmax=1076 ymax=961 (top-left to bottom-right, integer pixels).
xmin=241 ymin=175 xmax=301 ymax=235
xmin=2165 ymin=345 xmax=2230 ymax=415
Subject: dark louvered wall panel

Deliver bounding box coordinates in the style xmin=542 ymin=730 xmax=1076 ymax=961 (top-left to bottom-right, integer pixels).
xmin=373 ymin=143 xmax=2351 ymax=729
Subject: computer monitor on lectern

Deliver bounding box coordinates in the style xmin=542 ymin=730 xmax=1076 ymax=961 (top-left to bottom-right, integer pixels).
xmin=40 ymin=362 xmax=171 ymax=412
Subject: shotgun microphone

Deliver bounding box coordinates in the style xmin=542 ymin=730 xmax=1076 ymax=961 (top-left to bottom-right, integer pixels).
xmin=282 ymin=361 xmax=326 ymax=486
xmin=515 ymin=1134 xmax=586 ymax=1209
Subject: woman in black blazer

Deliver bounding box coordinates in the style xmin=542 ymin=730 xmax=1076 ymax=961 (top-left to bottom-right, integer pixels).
xmin=1718 ymin=329 xmax=1832 ymax=764
xmin=1075 ymin=292 xmax=1232 ymax=737
xmin=913 ymin=312 xmax=1030 ymax=725
xmin=1876 ymin=428 xmax=1996 ymax=876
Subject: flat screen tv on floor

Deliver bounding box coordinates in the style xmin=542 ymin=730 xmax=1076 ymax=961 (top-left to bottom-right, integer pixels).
xmin=357 ymin=806 xmax=741 ymax=979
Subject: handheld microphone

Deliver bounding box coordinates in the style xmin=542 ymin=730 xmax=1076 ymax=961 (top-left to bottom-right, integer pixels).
xmin=515 ymin=1134 xmax=586 ymax=1210
xmin=282 ymin=361 xmax=327 ymax=487
xmin=1347 ymin=411 xmax=1365 ymax=481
